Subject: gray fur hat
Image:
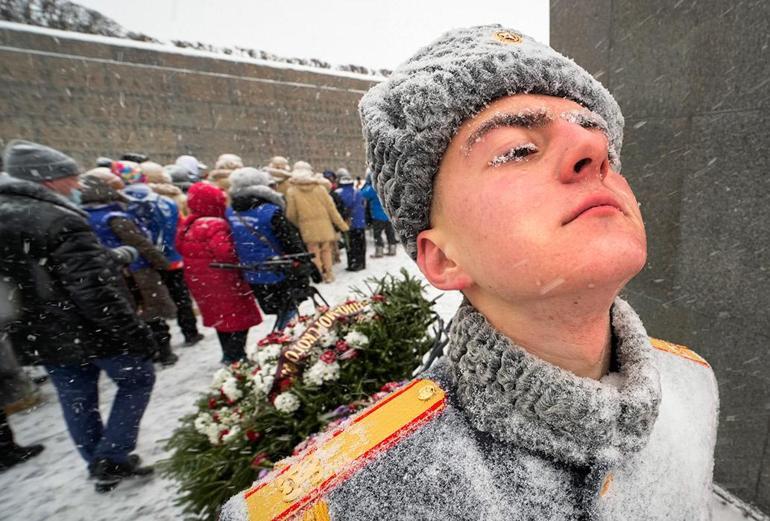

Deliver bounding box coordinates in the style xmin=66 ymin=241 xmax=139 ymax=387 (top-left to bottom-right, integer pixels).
xmin=359 ymin=25 xmax=624 ymax=260
xmin=229 ymin=167 xmax=274 ymax=193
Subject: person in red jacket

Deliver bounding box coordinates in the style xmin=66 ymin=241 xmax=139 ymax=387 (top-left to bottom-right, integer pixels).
xmin=176 ymin=183 xmax=262 ymax=363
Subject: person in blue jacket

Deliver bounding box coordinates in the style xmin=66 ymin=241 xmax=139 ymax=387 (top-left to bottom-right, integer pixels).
xmin=124 ymin=163 xmax=203 ymax=347
xmin=226 ymin=168 xmax=311 ymax=331
xmin=335 ymin=169 xmax=367 ymax=270
xmin=81 ymin=168 xmax=178 ymax=366
xmin=361 ymin=171 xmax=398 ymax=257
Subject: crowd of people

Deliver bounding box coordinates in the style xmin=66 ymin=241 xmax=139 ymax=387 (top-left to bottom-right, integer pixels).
xmin=0 ymin=139 xmax=398 ymax=492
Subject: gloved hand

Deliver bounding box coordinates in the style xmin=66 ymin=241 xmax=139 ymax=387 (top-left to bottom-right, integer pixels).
xmin=108 ymin=245 xmax=139 ymax=265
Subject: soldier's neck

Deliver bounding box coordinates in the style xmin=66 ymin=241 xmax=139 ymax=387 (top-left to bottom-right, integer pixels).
xmin=465 ymin=290 xmax=616 ymax=380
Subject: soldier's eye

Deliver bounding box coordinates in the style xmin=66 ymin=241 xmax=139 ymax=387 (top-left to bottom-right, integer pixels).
xmin=489 ymin=143 xmax=538 ymax=167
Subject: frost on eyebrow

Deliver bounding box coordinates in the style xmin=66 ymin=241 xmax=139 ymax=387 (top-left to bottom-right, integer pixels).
xmin=559 ymin=110 xmax=620 ymax=166
xmin=462 ymin=108 xmax=552 ymax=157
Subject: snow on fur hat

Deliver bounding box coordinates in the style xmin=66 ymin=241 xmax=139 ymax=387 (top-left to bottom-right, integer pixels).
xmin=359 ymin=25 xmax=624 ymax=260
xmin=229 ymin=167 xmax=274 ymax=193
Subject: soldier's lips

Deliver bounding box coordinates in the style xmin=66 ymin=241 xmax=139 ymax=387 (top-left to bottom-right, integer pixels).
xmin=563 ymin=193 xmax=624 ymax=225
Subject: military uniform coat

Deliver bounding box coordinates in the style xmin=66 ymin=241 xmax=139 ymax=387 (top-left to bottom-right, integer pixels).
xmin=222 ymin=297 xmax=718 ymax=521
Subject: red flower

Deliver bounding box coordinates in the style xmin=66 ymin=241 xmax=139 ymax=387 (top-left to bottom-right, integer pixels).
xmin=246 ymin=430 xmax=263 ymax=443
xmin=320 ymin=350 xmax=337 ymax=364
xmin=218 ymin=428 xmax=229 ymax=441
xmin=212 ymin=412 xmax=220 ymax=423
xmin=278 ymin=377 xmax=293 ymax=392
xmin=380 ymin=381 xmax=401 ymax=393
xmin=208 ymin=398 xmax=218 ymax=409
xmin=334 ymin=340 xmax=349 ymax=353
xmin=371 ymin=392 xmax=388 ymax=402
xmin=250 ymin=452 xmax=269 ymax=468
xmin=371 ymin=294 xmax=386 ymax=303
xmin=345 ymin=298 xmax=358 ymax=305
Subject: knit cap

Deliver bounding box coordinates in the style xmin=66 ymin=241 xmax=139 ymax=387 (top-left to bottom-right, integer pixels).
xmin=359 ymin=24 xmax=624 ymax=259
xmin=111 ymin=160 xmax=145 ymax=185
xmin=3 ymin=140 xmax=80 ymax=182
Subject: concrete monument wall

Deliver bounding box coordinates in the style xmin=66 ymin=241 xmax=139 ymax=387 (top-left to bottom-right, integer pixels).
xmin=551 ymin=0 xmax=769 ymax=512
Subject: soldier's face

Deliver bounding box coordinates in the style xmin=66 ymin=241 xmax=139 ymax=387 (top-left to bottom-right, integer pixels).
xmin=419 ymin=94 xmax=647 ymax=304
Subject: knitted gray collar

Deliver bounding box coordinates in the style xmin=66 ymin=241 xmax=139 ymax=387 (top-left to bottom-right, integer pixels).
xmin=447 ymin=296 xmax=661 ymax=467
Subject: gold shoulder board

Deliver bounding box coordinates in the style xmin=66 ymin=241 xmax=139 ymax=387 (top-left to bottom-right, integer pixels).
xmin=649 ymin=337 xmax=710 ymax=368
xmin=243 ymin=379 xmax=447 ymax=520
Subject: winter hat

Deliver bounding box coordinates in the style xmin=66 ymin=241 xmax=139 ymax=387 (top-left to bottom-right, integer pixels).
xmin=166 ymin=164 xmax=195 ymax=193
xmin=291 ymin=161 xmax=314 ymax=176
xmin=266 ymin=155 xmax=290 ymax=173
xmin=80 ymin=175 xmax=128 ymax=204
xmin=121 ymin=152 xmax=148 ymax=163
xmin=111 ymin=160 xmax=145 ymax=185
xmin=359 ymin=25 xmax=624 ymax=259
xmin=337 ymin=168 xmax=354 ymax=185
xmin=96 ymin=156 xmax=113 ymax=168
xmin=3 ymin=140 xmax=80 ymax=182
xmin=82 ymin=167 xmax=124 ymax=190
xmin=210 ymin=153 xmax=244 ymax=191
xmin=214 ymin=153 xmax=244 ymax=171
xmin=139 ymin=161 xmax=170 ymax=184
xmin=229 ymin=167 xmax=274 ymax=193
xmin=175 ymin=155 xmax=206 ymax=179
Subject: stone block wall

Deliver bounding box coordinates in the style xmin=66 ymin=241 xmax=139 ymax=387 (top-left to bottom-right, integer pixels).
xmin=0 ymin=23 xmax=377 ymax=177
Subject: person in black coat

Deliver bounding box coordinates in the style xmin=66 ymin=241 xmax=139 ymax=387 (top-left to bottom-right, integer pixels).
xmin=0 ymin=140 xmax=155 ymax=492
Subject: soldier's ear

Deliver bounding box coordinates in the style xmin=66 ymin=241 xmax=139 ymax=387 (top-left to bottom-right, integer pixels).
xmin=416 ymin=229 xmax=472 ymax=291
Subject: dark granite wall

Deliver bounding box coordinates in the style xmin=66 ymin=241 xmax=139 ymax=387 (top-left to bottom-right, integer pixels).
xmin=0 ymin=25 xmax=376 ymax=176
xmin=551 ymin=0 xmax=769 ymax=512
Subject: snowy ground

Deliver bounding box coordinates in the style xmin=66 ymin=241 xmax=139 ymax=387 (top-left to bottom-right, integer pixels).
xmin=0 ymin=239 xmax=753 ymax=520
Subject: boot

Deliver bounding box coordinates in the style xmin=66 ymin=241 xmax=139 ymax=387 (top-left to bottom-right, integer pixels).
xmin=386 ymin=244 xmax=397 ymax=256
xmin=183 ymin=333 xmax=205 ymax=347
xmin=90 ymin=455 xmax=154 ymax=493
xmin=157 ymin=342 xmax=178 ymax=366
xmin=0 ymin=443 xmax=45 ymax=472
xmin=371 ymin=246 xmax=384 ymax=258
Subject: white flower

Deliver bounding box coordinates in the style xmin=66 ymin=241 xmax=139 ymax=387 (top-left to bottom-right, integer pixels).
xmin=256 ymin=345 xmax=282 ymax=367
xmin=222 ymin=426 xmax=241 ymax=444
xmin=218 ymin=408 xmax=241 ymax=426
xmin=320 ymin=330 xmax=338 ymax=346
xmin=194 ymin=413 xmax=212 ymax=434
xmin=221 ymin=377 xmax=242 ymax=402
xmin=210 ymin=367 xmax=230 ymax=389
xmin=303 ymin=360 xmax=340 ymax=387
xmin=274 ymin=392 xmax=300 ymax=414
xmin=344 ymin=330 xmax=369 ymax=347
xmin=252 ymin=363 xmax=276 ymax=396
xmin=204 ymin=423 xmax=221 ymax=445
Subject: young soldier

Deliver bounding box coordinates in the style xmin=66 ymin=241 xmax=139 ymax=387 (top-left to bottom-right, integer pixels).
xmin=222 ymin=25 xmax=718 ymax=520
